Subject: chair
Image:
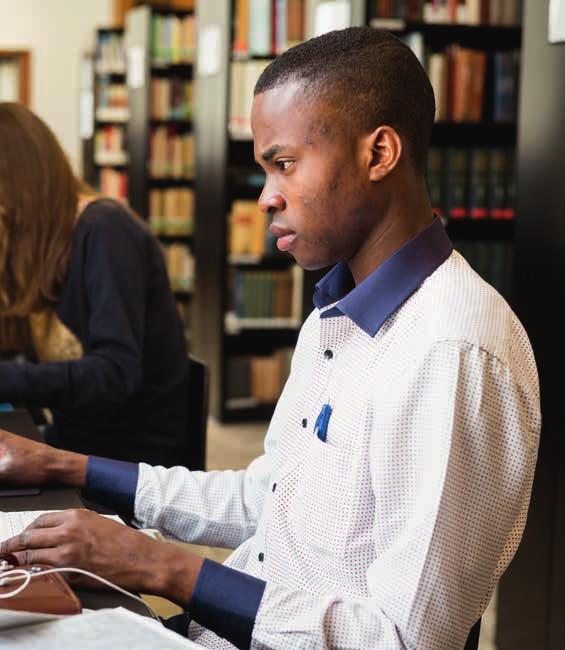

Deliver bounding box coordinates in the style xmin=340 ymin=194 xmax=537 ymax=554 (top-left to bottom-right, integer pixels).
xmin=185 ymin=354 xmax=209 ymax=471
xmin=464 ymin=618 xmax=481 ymax=650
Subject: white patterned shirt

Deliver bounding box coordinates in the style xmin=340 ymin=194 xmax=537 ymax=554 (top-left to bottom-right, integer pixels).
xmin=90 ymin=219 xmax=540 ymax=649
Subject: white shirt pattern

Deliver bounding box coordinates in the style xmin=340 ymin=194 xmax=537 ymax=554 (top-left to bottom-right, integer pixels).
xmin=133 ymin=251 xmax=540 ymax=649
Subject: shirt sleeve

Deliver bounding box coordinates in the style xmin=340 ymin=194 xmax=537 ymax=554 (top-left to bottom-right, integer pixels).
xmin=131 ymin=451 xmax=272 ymax=549
xmin=0 ymin=208 xmax=147 ymax=414
xmin=189 ymin=560 xmax=266 ymax=649
xmin=193 ymin=341 xmax=539 ymax=649
xmin=84 ymin=456 xmax=139 ymax=517
xmin=130 ymin=345 xmax=302 ymax=547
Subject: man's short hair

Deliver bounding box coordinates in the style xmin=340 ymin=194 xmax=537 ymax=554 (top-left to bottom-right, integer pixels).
xmin=255 ymin=27 xmax=436 ymax=174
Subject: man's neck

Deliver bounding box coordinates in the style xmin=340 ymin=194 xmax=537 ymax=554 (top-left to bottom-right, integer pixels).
xmin=347 ymin=184 xmax=434 ymax=285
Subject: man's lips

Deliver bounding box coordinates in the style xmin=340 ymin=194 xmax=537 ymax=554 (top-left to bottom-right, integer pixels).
xmin=269 ymin=223 xmax=297 ymax=252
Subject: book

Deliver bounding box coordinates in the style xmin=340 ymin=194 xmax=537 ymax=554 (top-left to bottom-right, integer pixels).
xmin=426 ymin=147 xmax=445 ymax=216
xmin=493 ymin=50 xmax=519 ymax=123
xmin=249 ymin=0 xmax=272 ymax=56
xmin=444 ymin=148 xmax=469 ymax=219
xmin=468 ymin=148 xmax=489 ymax=219
xmin=428 ymin=52 xmax=448 ymax=121
xmin=229 ymin=200 xmax=268 ymax=257
xmin=488 ymin=147 xmax=508 ymax=219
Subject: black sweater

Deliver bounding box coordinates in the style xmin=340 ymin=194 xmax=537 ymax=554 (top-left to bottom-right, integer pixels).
xmin=0 ymin=199 xmax=189 ymax=466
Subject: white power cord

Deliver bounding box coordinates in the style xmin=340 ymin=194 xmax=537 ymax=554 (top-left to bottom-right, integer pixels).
xmin=0 ymin=566 xmax=161 ymax=621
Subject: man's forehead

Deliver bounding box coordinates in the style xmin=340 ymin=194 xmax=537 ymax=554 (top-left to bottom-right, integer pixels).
xmin=252 ymin=84 xmax=335 ymax=147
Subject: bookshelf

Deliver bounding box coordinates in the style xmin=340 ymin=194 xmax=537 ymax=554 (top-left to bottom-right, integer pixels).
xmin=0 ymin=50 xmax=30 ymax=105
xmin=193 ymin=0 xmax=521 ymax=421
xmin=368 ymin=0 xmax=521 ymax=300
xmin=124 ymin=4 xmax=196 ymax=338
xmin=81 ymin=28 xmax=130 ymax=203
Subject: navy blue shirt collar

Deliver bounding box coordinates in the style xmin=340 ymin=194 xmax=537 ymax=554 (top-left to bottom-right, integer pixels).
xmin=313 ymin=217 xmax=453 ymax=337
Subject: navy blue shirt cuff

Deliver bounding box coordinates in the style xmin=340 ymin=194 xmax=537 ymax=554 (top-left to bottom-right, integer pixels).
xmin=84 ymin=456 xmax=139 ymax=516
xmin=189 ymin=559 xmax=266 ymax=650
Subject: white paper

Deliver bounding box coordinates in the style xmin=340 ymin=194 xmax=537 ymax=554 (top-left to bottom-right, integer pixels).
xmin=0 ymin=607 xmax=200 ymax=649
xmin=0 ymin=511 xmax=123 ymax=544
xmin=127 ymin=46 xmax=145 ymax=89
xmin=198 ymin=25 xmax=222 ymax=77
xmin=549 ymin=0 xmax=565 ymax=43
xmin=0 ymin=609 xmax=62 ymax=632
xmin=314 ymin=1 xmax=351 ymax=37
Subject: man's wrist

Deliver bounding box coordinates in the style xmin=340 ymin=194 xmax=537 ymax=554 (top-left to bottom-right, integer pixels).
xmin=45 ymin=448 xmax=88 ymax=488
xmin=146 ymin=542 xmax=204 ymax=607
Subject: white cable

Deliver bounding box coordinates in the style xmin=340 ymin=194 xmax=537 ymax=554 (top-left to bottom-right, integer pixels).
xmin=0 ymin=567 xmax=161 ymax=622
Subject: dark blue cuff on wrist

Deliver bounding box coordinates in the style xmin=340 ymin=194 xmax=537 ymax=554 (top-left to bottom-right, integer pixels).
xmin=84 ymin=456 xmax=139 ymax=516
xmin=189 ymin=559 xmax=266 ymax=650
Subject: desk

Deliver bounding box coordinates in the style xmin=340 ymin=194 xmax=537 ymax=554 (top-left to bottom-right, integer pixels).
xmin=0 ymin=410 xmax=147 ymax=616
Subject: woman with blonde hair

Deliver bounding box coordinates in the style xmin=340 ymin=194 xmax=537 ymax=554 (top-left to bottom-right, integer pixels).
xmin=0 ymin=102 xmax=189 ymax=466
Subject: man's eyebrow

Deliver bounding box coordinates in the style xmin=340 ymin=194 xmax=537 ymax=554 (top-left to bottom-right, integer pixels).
xmin=261 ymin=144 xmax=287 ymax=161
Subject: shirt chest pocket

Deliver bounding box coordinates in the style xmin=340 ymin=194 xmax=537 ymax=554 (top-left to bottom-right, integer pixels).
xmin=288 ymin=434 xmax=356 ymax=559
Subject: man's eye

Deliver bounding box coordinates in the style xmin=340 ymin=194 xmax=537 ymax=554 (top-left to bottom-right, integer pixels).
xmin=276 ymin=160 xmax=293 ymax=172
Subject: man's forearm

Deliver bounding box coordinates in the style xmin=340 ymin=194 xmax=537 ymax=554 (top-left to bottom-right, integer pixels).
xmin=45 ymin=448 xmax=88 ymax=487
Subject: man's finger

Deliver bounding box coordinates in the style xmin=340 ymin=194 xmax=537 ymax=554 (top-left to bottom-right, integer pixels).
xmin=25 ymin=511 xmax=68 ymax=531
xmin=12 ymin=548 xmax=58 ymax=567
xmin=1 ymin=526 xmax=63 ymax=554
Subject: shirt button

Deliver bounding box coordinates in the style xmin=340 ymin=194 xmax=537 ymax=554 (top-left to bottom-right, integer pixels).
xmin=272 ymin=483 xmax=277 ymax=492
xmin=324 ymin=349 xmax=333 ymax=360
xmin=258 ymin=552 xmax=264 ymax=562
xmin=301 ymin=418 xmax=307 ymax=428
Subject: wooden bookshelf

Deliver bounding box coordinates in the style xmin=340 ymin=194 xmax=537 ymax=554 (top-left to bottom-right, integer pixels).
xmin=193 ymin=0 xmax=521 ymax=420
xmin=125 ymin=4 xmax=196 ymax=338
xmin=81 ymin=28 xmax=130 ymax=204
xmin=0 ymin=50 xmax=30 ymax=105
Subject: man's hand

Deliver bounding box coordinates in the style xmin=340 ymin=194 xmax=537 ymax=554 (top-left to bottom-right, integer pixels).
xmin=0 ymin=509 xmax=204 ymax=607
xmin=0 ymin=429 xmax=87 ymax=487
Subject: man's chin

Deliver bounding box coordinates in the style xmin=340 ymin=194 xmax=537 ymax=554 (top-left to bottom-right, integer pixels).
xmin=293 ymin=255 xmax=334 ymax=272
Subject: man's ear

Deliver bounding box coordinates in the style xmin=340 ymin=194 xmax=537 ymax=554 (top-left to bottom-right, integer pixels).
xmin=365 ymin=125 xmax=403 ymax=182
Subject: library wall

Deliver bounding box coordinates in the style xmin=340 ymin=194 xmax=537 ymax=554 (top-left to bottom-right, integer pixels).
xmin=0 ymin=0 xmax=113 ymax=172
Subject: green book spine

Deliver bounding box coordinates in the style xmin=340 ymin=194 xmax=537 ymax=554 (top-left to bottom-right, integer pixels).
xmin=468 ymin=148 xmax=489 ymax=220
xmin=503 ymin=149 xmax=516 ymax=220
xmin=426 ymin=147 xmax=445 ymax=217
xmin=488 ymin=148 xmax=507 ymax=219
xmin=444 ymin=148 xmax=469 ymax=219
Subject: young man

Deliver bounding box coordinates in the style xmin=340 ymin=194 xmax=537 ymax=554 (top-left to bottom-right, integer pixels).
xmin=0 ymin=28 xmax=539 ymax=649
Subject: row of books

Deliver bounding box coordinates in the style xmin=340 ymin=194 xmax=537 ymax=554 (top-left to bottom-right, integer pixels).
xmin=100 ymin=168 xmax=128 ymax=203
xmin=0 ymin=58 xmax=19 ymax=102
xmin=95 ymin=32 xmax=126 ymax=74
xmin=96 ymin=82 xmax=129 ymax=121
xmin=427 ymin=147 xmax=515 ymax=220
xmin=151 ymin=78 xmax=193 ymax=121
xmin=149 ymin=188 xmax=194 ymax=236
xmin=230 ymin=269 xmax=298 ymax=319
xmin=151 ymin=14 xmax=196 ymax=65
xmin=427 ymin=47 xmax=518 ymax=123
xmin=455 ymin=240 xmax=514 ymax=298
xmin=233 ymin=0 xmax=306 ymax=58
xmin=229 ymin=60 xmax=270 ymax=139
xmin=374 ymin=0 xmax=521 ymax=25
xmin=226 ymin=348 xmax=294 ymax=404
xmin=94 ymin=126 xmax=128 ymax=166
xmin=163 ymin=243 xmax=194 ymax=292
xmin=229 ymin=200 xmax=277 ymax=258
xmin=150 ymin=127 xmax=195 ymax=178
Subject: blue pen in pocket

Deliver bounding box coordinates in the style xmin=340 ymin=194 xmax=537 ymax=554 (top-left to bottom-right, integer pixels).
xmin=314 ymin=404 xmax=332 ymax=442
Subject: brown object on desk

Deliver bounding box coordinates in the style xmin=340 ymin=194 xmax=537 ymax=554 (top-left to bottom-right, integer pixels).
xmin=0 ymin=556 xmax=81 ymax=616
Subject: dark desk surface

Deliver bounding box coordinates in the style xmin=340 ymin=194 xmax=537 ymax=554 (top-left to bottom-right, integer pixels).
xmin=0 ymin=410 xmax=148 ymax=616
